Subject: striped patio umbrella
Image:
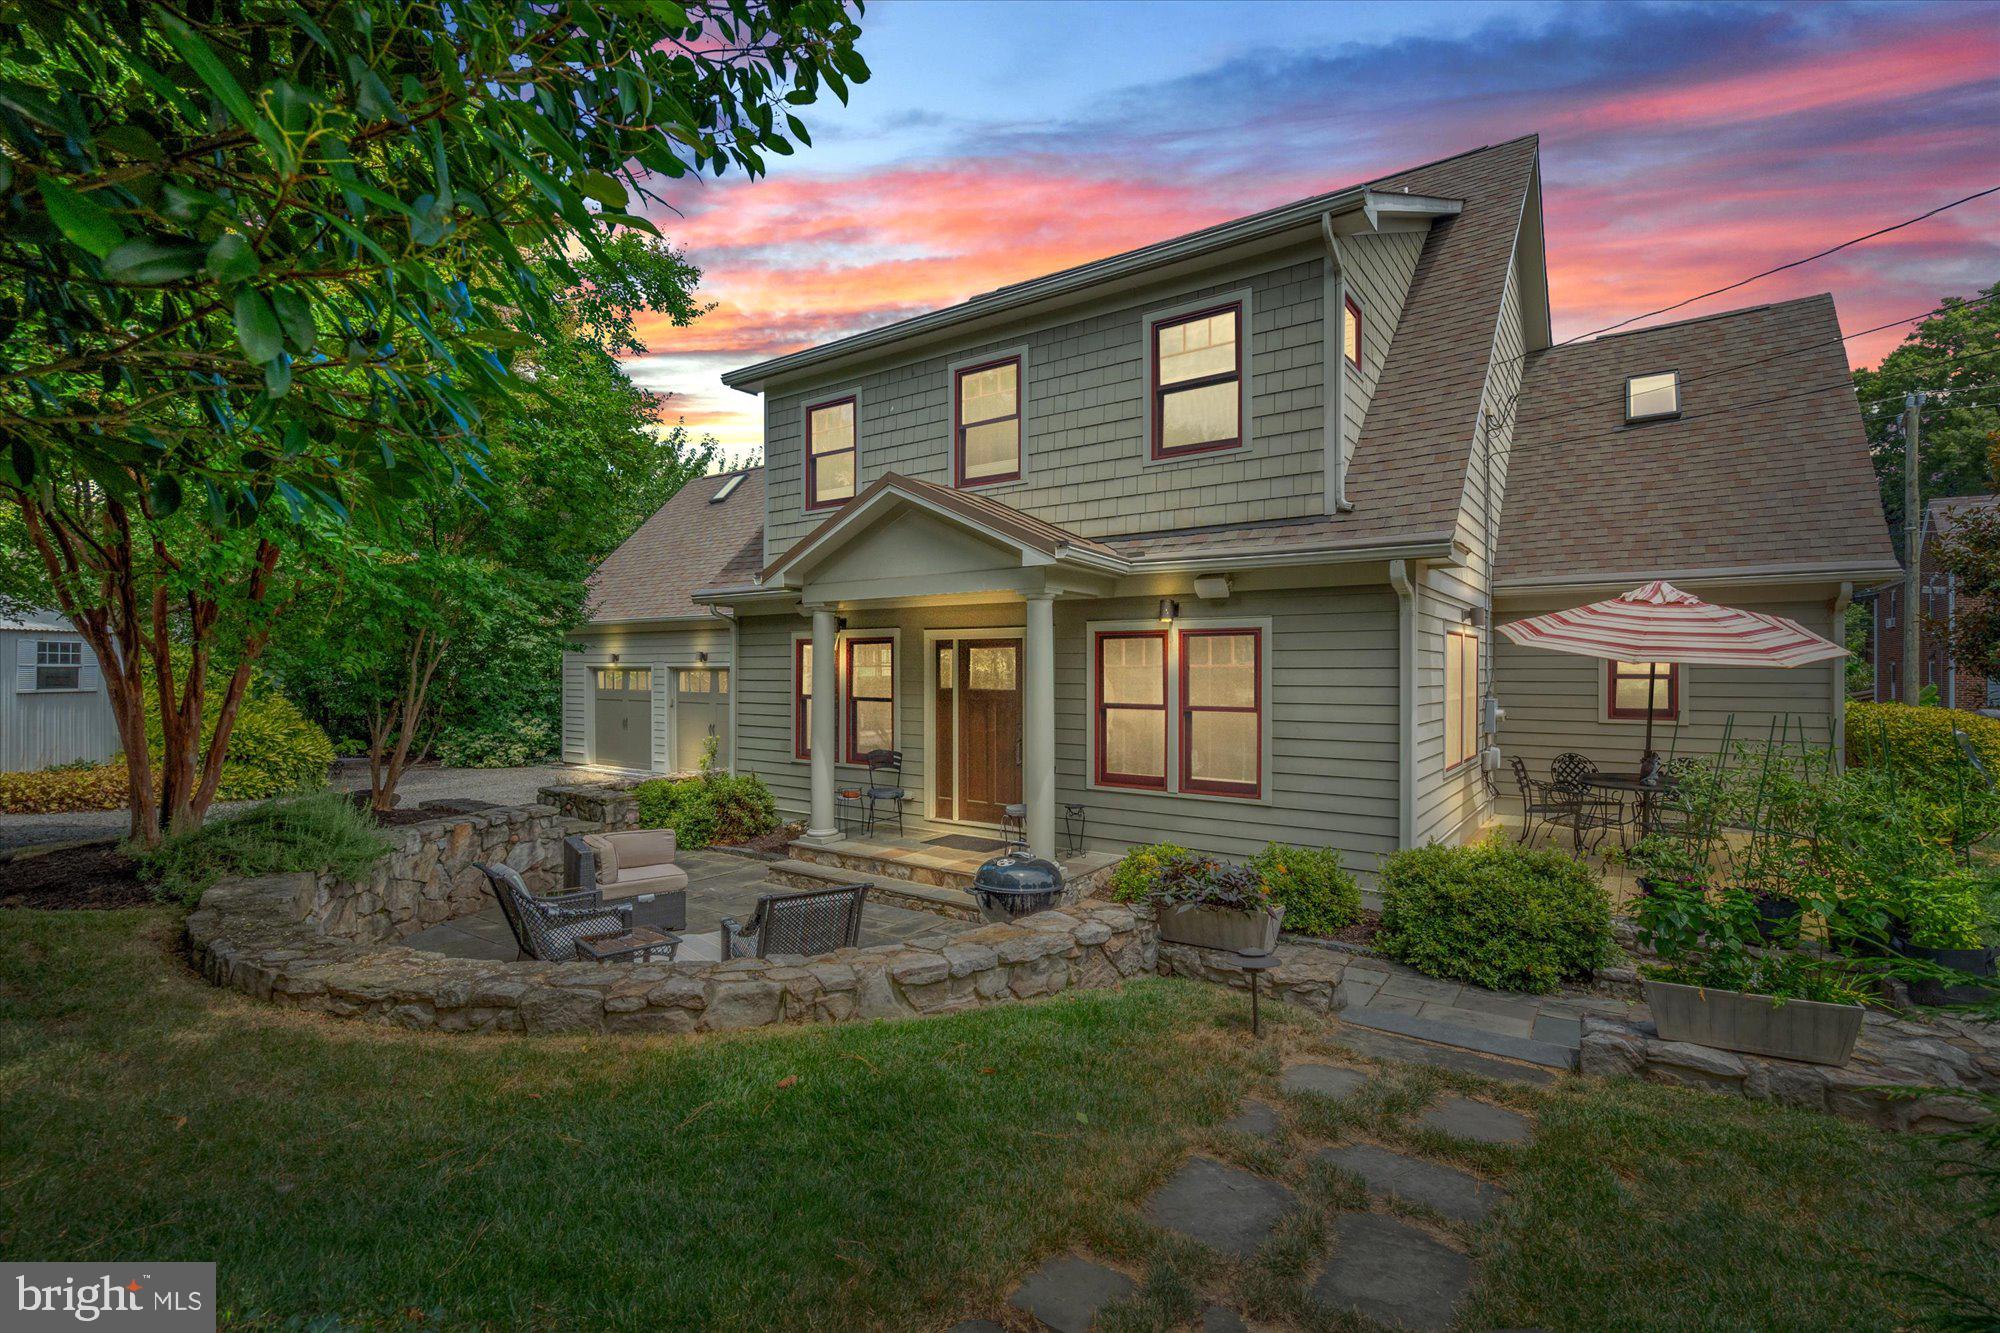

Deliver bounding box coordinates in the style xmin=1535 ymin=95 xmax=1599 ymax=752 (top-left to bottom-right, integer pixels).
xmin=1498 ymin=580 xmax=1848 ymax=767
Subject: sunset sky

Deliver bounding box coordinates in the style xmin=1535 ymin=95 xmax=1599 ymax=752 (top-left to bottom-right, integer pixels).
xmin=625 ymin=0 xmax=2000 ymax=462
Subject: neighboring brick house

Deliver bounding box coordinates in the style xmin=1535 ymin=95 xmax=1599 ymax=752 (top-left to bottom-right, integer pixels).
xmin=570 ymin=134 xmax=1898 ymax=874
xmin=1866 ymin=494 xmax=1998 ymax=712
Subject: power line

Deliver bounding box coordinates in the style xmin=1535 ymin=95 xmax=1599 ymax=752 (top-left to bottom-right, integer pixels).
xmin=1559 ymin=183 xmax=2000 ymax=345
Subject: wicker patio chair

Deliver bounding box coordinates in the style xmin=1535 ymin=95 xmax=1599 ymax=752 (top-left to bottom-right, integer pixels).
xmin=720 ymin=883 xmax=870 ymax=960
xmin=1549 ymin=752 xmax=1624 ymax=851
xmin=478 ymin=862 xmax=633 ymax=962
xmin=1508 ymin=755 xmax=1579 ymax=847
xmin=861 ymin=749 xmax=906 ymax=837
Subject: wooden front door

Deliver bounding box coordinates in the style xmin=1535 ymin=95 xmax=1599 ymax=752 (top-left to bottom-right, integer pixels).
xmin=955 ymin=639 xmax=1022 ymax=825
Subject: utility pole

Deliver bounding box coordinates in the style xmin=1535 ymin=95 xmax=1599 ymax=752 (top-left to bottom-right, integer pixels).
xmin=1902 ymin=391 xmax=1923 ymax=704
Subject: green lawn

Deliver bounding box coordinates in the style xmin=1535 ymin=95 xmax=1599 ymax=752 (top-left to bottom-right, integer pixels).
xmin=1 ymin=907 xmax=1993 ymax=1331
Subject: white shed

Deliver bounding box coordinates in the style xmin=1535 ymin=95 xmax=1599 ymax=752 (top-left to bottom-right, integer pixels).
xmin=1 ymin=610 xmax=121 ymax=772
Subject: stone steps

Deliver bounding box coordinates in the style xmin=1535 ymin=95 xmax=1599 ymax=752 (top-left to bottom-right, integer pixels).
xmin=768 ymin=858 xmax=984 ymax=923
xmin=788 ymin=840 xmax=984 ymax=891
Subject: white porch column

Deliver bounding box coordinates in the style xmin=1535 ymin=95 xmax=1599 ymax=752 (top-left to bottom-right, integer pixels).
xmin=806 ymin=607 xmax=842 ymax=842
xmin=1023 ymin=591 xmax=1057 ymax=861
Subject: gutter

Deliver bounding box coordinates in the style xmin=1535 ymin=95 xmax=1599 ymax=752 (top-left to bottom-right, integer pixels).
xmin=1319 ymin=214 xmax=1354 ymax=513
xmin=1495 ymin=559 xmax=1905 ymax=598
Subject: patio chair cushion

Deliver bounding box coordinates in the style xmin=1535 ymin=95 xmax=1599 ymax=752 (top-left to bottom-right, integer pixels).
xmin=580 ymin=832 xmax=621 ymax=885
xmin=605 ymin=828 xmax=679 ymax=869
xmin=598 ymin=861 xmax=690 ymax=903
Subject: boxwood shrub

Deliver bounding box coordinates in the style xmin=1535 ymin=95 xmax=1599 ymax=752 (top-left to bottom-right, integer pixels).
xmin=1376 ymin=839 xmax=1614 ymax=993
xmin=1107 ymin=843 xmax=1193 ymax=903
xmin=1249 ymin=843 xmax=1361 ymax=936
xmin=635 ymin=771 xmax=779 ymax=849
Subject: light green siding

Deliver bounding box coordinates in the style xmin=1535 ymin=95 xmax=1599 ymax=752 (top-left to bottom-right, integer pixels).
xmin=734 ymin=586 xmax=1402 ymax=872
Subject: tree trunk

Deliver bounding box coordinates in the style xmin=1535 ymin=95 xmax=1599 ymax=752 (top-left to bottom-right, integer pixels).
xmin=370 ymin=627 xmax=448 ymax=811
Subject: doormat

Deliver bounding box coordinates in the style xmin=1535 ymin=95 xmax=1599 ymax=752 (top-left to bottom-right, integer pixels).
xmin=926 ymin=834 xmax=1008 ymax=854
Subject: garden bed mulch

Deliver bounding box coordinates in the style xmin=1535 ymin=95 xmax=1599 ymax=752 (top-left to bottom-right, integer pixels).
xmin=0 ymin=845 xmax=153 ymax=911
xmin=1325 ymin=909 xmax=1383 ymax=950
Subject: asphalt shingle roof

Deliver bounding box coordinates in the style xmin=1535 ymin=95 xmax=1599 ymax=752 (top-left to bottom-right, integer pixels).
xmin=1493 ymin=295 xmax=1896 ymax=584
xmin=584 ymin=468 xmax=763 ymax=623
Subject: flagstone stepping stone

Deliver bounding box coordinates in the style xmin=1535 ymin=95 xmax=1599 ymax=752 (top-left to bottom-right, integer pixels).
xmin=1200 ymin=1306 xmax=1248 ymax=1332
xmin=1006 ymin=1254 xmax=1134 ymax=1333
xmin=1281 ymin=1062 xmax=1370 ymax=1099
xmin=1318 ymin=1143 xmax=1507 ymax=1224
xmin=947 ymin=1322 xmax=1007 ymax=1333
xmin=1222 ymin=1098 xmax=1281 ymax=1138
xmin=1312 ymin=1212 xmax=1472 ymax=1331
xmin=1142 ymin=1156 xmax=1295 ymax=1257
xmin=1418 ymin=1095 xmax=1533 ymax=1145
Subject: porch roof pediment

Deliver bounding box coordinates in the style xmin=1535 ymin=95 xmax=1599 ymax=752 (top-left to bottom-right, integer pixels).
xmin=758 ymin=473 xmax=1125 ymax=592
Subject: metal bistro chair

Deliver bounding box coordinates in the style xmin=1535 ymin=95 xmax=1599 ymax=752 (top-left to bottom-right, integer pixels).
xmin=861 ymin=749 xmax=906 ymax=837
xmin=1549 ymin=752 xmax=1624 ymax=852
xmin=1509 ymin=755 xmax=1580 ymax=848
xmin=478 ymin=862 xmax=635 ymax=962
xmin=720 ymin=883 xmax=870 ymax=960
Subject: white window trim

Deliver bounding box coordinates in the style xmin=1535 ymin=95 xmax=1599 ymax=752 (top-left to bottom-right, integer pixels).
xmin=1140 ymin=287 xmax=1256 ymax=468
xmin=802 ymin=387 xmax=866 ymax=514
xmin=22 ymin=638 xmax=93 ymax=693
xmin=788 ymin=626 xmax=903 ymax=769
xmin=1623 ymin=370 xmax=1681 ymax=424
xmin=946 ymin=345 xmax=1031 ymax=493
xmin=1085 ymin=614 xmax=1274 ymax=806
xmin=921 ymin=625 xmax=1025 ymax=828
xmin=1597 ymin=658 xmax=1689 ymax=727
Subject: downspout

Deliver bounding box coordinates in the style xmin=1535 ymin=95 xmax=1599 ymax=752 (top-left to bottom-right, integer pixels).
xmin=1831 ymin=582 xmax=1852 ymax=759
xmin=707 ymin=606 xmax=739 ymax=775
xmin=1320 ymin=214 xmax=1354 ymax=513
xmin=1389 ymin=558 xmax=1420 ymax=848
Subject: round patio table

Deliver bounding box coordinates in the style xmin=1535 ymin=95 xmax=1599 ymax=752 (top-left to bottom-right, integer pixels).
xmin=1585 ymin=771 xmax=1674 ymax=840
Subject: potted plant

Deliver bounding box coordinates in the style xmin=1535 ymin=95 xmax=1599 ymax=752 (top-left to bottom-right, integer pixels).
xmin=1898 ymin=870 xmax=2000 ymax=1006
xmin=1144 ymin=852 xmax=1285 ymax=951
xmin=1636 ymin=881 xmax=1867 ymax=1066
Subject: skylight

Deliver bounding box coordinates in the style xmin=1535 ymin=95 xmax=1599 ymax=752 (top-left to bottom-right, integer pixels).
xmin=1625 ymin=371 xmax=1680 ymax=422
xmin=710 ymin=473 xmax=745 ymax=503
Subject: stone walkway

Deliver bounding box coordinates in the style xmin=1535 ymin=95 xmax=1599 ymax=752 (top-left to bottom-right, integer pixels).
xmin=1334 ymin=953 xmax=1646 ymax=1070
xmin=404 ymin=849 xmax=979 ymax=962
xmin=971 ymin=1030 xmax=1540 ymax=1331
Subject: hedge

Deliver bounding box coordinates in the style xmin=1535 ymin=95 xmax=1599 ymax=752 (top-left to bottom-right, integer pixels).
xmin=0 ymin=763 xmax=129 ymax=814
xmin=1846 ymin=700 xmax=2000 ymax=787
xmin=1376 ymin=839 xmax=1614 ymax=993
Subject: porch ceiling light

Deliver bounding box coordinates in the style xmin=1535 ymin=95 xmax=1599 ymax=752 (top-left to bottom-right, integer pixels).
xmin=1157 ymin=597 xmax=1179 ymax=622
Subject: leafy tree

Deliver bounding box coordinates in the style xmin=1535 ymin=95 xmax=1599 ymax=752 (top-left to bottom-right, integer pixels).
xmin=1922 ymin=502 xmax=2000 ymax=688
xmin=269 ymin=245 xmax=717 ymax=807
xmin=1855 ymin=284 xmax=2000 ymax=559
xmin=0 ymin=1 xmax=866 ymax=842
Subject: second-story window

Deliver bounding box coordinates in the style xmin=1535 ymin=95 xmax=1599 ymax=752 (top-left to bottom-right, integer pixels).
xmin=806 ymin=396 xmax=856 ymax=511
xmin=955 ymin=357 xmax=1021 ymax=487
xmin=1343 ymin=295 xmax=1363 ymax=369
xmin=1152 ymin=304 xmax=1241 ymax=458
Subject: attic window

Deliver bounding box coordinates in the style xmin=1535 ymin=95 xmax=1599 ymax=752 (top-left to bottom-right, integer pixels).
xmin=1625 ymin=371 xmax=1680 ymax=422
xmin=711 ymin=473 xmax=745 ymax=503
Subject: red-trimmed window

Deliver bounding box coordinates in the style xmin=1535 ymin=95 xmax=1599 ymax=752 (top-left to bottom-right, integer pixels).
xmin=1094 ymin=631 xmax=1168 ymax=789
xmin=844 ymin=637 xmax=894 ymax=764
xmin=1152 ymin=304 xmax=1241 ymax=458
xmin=1343 ymin=295 xmax=1363 ymax=369
xmin=806 ymin=396 xmax=856 ymax=511
xmin=1607 ymin=660 xmax=1679 ymax=721
xmin=955 ymin=356 xmax=1021 ymax=487
xmin=1179 ymin=628 xmax=1261 ymax=798
xmin=793 ymin=639 xmax=814 ymax=759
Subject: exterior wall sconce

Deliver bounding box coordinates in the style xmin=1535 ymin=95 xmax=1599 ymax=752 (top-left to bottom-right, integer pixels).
xmin=697 ymin=651 xmax=709 ymax=663
xmin=1157 ymin=597 xmax=1179 ymax=622
xmin=609 ymin=653 xmax=620 ymax=664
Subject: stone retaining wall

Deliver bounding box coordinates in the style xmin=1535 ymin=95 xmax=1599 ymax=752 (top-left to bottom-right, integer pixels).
xmin=187 ymin=864 xmax=1156 ymax=1036
xmin=1579 ymin=1010 xmax=1999 ymax=1132
xmin=536 ymin=781 xmax=641 ymax=832
xmin=310 ymin=804 xmax=566 ymax=944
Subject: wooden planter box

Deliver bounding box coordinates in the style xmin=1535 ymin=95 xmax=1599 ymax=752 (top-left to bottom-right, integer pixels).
xmin=1158 ymin=903 xmax=1285 ymax=952
xmin=1641 ymin=978 xmax=1864 ymax=1066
